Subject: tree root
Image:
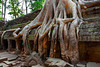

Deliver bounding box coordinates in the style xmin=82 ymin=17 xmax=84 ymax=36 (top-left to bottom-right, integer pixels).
xmin=1 ymin=28 xmax=20 ymax=49
xmin=5 ymin=0 xmax=85 ymax=64
xmin=1 ymin=31 xmax=6 ymax=49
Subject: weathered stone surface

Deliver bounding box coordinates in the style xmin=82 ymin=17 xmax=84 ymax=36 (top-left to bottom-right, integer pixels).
xmin=0 ymin=63 xmax=8 ymax=67
xmin=15 ymin=61 xmax=22 ymax=65
xmin=79 ymin=5 xmax=100 ymax=42
xmin=0 ymin=52 xmax=19 ymax=61
xmin=32 ymin=64 xmax=44 ymax=67
xmin=28 ymin=60 xmax=37 ymax=66
xmin=79 ymin=19 xmax=100 ymax=41
xmin=77 ymin=63 xmax=86 ymax=67
xmin=3 ymin=61 xmax=12 ymax=66
xmin=17 ymin=57 xmax=25 ymax=62
xmin=0 ymin=57 xmax=7 ymax=63
xmin=4 ymin=31 xmax=14 ymax=39
xmin=82 ymin=5 xmax=100 ymax=19
xmin=12 ymin=62 xmax=17 ymax=66
xmin=8 ymin=55 xmax=18 ymax=61
xmin=87 ymin=62 xmax=100 ymax=67
xmin=22 ymin=51 xmax=43 ymax=66
xmin=0 ymin=65 xmax=3 ymax=67
xmin=45 ymin=58 xmax=74 ymax=67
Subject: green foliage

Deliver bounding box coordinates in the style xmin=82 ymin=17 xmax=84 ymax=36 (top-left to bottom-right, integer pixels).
xmin=30 ymin=0 xmax=45 ymax=11
xmin=0 ymin=9 xmax=1 ymax=15
xmin=0 ymin=0 xmax=45 ymax=20
xmin=0 ymin=0 xmax=3 ymax=20
xmin=0 ymin=0 xmax=2 ymax=15
xmin=7 ymin=0 xmax=24 ymax=19
xmin=0 ymin=17 xmax=4 ymax=20
xmin=0 ymin=0 xmax=2 ymax=3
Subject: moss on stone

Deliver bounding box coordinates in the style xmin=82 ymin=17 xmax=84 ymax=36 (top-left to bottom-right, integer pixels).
xmin=83 ymin=17 xmax=100 ymax=21
xmin=7 ymin=21 xmax=31 ymax=30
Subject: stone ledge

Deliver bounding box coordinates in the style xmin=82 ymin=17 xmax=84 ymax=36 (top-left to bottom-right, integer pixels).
xmin=0 ymin=57 xmax=7 ymax=63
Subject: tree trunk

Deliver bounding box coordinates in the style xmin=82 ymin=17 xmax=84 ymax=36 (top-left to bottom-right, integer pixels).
xmin=4 ymin=0 xmax=7 ymax=22
xmin=30 ymin=0 xmax=32 ymax=5
xmin=1 ymin=0 xmax=4 ymax=20
xmin=11 ymin=0 xmax=84 ymax=64
xmin=25 ymin=0 xmax=28 ymax=14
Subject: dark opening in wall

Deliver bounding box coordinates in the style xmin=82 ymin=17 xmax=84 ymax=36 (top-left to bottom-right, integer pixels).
xmin=19 ymin=40 xmax=24 ymax=51
xmin=4 ymin=39 xmax=8 ymax=50
xmin=78 ymin=41 xmax=100 ymax=63
xmin=12 ymin=40 xmax=16 ymax=49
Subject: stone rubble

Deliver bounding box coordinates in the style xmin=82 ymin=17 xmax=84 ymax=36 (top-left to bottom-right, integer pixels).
xmin=0 ymin=51 xmax=100 ymax=67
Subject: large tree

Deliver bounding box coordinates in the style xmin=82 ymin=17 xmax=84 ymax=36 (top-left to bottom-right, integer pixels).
xmin=13 ymin=0 xmax=82 ymax=64
xmin=2 ymin=0 xmax=100 ymax=64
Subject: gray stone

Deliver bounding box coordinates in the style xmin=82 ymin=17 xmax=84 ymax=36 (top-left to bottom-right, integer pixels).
xmin=0 ymin=52 xmax=18 ymax=61
xmin=3 ymin=61 xmax=12 ymax=65
xmin=87 ymin=62 xmax=100 ymax=67
xmin=0 ymin=57 xmax=7 ymax=63
xmin=3 ymin=61 xmax=15 ymax=65
xmin=32 ymin=64 xmax=44 ymax=67
xmin=45 ymin=58 xmax=74 ymax=67
xmin=8 ymin=55 xmax=18 ymax=61
xmin=0 ymin=65 xmax=3 ymax=67
xmin=77 ymin=63 xmax=86 ymax=67
xmin=29 ymin=60 xmax=37 ymax=66
xmin=0 ymin=63 xmax=9 ymax=67
xmin=12 ymin=62 xmax=17 ymax=66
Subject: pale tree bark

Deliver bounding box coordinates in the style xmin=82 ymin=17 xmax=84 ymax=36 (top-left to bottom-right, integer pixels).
xmin=4 ymin=0 xmax=7 ymax=22
xmin=1 ymin=0 xmax=4 ymax=20
xmin=25 ymin=0 xmax=28 ymax=14
xmin=29 ymin=0 xmax=33 ymax=10
xmin=30 ymin=0 xmax=32 ymax=5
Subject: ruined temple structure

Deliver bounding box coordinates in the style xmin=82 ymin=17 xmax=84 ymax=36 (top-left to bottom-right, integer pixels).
xmin=0 ymin=10 xmax=40 ymax=50
xmin=79 ymin=0 xmax=100 ymax=63
xmin=0 ymin=0 xmax=100 ymax=67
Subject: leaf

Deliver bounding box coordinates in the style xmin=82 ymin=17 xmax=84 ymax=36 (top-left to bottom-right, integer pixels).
xmin=8 ymin=12 xmax=14 ymax=15
xmin=30 ymin=0 xmax=45 ymax=11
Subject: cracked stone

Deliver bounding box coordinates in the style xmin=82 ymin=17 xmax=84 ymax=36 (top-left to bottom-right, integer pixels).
xmin=45 ymin=58 xmax=74 ymax=67
xmin=0 ymin=57 xmax=7 ymax=63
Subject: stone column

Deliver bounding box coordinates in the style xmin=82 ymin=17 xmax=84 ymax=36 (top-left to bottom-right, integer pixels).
xmin=15 ymin=39 xmax=21 ymax=52
xmin=7 ymin=39 xmax=12 ymax=51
